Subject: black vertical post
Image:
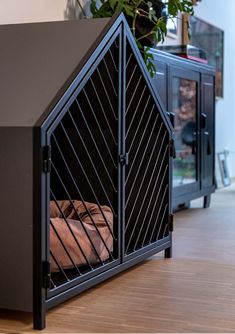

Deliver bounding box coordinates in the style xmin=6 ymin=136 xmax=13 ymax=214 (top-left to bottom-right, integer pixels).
xmin=33 ymin=126 xmax=47 ymax=330
xmin=166 ymin=135 xmax=174 ymax=259
xmin=116 ymin=32 xmax=122 ymax=262
xmin=120 ymin=25 xmax=127 ymax=261
xmin=164 ymin=246 xmax=172 ymax=258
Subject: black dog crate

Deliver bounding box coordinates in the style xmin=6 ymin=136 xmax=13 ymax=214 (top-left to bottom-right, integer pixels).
xmin=0 ymin=14 xmax=173 ymax=329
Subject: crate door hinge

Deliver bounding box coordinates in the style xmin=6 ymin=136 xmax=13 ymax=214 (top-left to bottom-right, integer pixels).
xmin=169 ymin=139 xmax=176 ymax=158
xmin=43 ymin=261 xmax=51 ymax=289
xmin=43 ymin=145 xmax=51 ymax=173
xmin=169 ymin=214 xmax=174 ymax=232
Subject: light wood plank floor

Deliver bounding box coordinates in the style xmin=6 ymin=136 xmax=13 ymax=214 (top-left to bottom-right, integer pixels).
xmin=1 ymin=184 xmax=235 ymax=333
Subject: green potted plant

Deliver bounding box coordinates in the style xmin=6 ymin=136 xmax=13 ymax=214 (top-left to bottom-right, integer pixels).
xmin=89 ymin=0 xmax=194 ymax=76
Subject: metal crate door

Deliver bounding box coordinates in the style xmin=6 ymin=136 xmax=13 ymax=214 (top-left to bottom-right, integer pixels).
xmin=46 ymin=36 xmax=121 ymax=298
xmin=124 ymin=42 xmax=170 ymax=259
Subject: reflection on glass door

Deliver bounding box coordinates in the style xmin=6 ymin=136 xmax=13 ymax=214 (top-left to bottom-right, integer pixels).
xmin=172 ymin=78 xmax=197 ymax=187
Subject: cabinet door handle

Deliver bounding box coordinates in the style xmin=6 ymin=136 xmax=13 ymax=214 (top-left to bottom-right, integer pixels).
xmin=166 ymin=111 xmax=175 ymax=127
xmin=201 ymin=113 xmax=207 ymax=129
xmin=204 ymin=132 xmax=211 ymax=155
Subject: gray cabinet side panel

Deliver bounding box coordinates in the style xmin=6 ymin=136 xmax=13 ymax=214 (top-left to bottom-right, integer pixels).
xmin=0 ymin=127 xmax=33 ymax=311
xmin=152 ymin=60 xmax=167 ymax=111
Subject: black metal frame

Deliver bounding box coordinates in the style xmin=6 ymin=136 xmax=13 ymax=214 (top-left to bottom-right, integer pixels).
xmin=32 ymin=14 xmax=173 ymax=330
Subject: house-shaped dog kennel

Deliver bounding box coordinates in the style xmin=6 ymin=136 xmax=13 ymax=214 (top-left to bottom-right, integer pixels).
xmin=0 ymin=14 xmax=173 ymax=329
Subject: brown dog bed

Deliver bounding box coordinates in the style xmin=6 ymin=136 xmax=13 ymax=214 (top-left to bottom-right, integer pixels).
xmin=50 ymin=200 xmax=113 ymax=271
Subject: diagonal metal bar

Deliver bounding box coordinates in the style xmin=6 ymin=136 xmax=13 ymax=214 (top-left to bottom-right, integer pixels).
xmin=132 ymin=148 xmax=169 ymax=251
xmin=126 ymin=64 xmax=137 ymax=91
xmin=68 ymin=109 xmax=116 ymax=192
xmin=139 ymin=165 xmax=168 ymax=247
xmin=126 ymin=85 xmax=147 ymax=136
xmin=50 ymin=279 xmax=56 ymax=289
xmin=90 ymin=77 xmax=117 ymax=145
xmin=50 ymin=250 xmax=69 ymax=282
xmin=75 ymin=99 xmax=117 ymax=189
xmin=125 ymin=75 xmax=143 ymax=115
xmin=148 ymin=184 xmax=169 ymax=244
xmin=125 ymin=108 xmax=158 ymax=186
xmin=126 ymin=128 xmax=166 ymax=228
xmin=114 ymin=39 xmax=119 ymax=49
xmin=56 ymin=123 xmax=115 ymax=219
xmin=83 ymin=88 xmax=117 ymax=168
xmin=52 ymin=132 xmax=116 ymax=243
xmin=128 ymin=95 xmax=151 ymax=152
xmin=126 ymin=136 xmax=168 ymax=251
xmin=108 ymin=48 xmax=118 ymax=73
xmin=127 ymin=98 xmax=153 ymax=155
xmin=51 ymin=190 xmax=93 ymax=270
xmin=51 ymin=161 xmax=104 ymax=265
xmin=103 ymin=56 xmax=118 ymax=96
xmin=163 ymin=218 xmax=169 ymax=238
xmin=52 ymin=133 xmax=116 ymax=246
xmin=96 ymin=67 xmax=117 ymax=119
xmin=125 ymin=121 xmax=162 ymax=207
xmin=125 ymin=130 xmax=166 ymax=240
xmin=126 ymin=53 xmax=133 ymax=69
xmin=155 ymin=203 xmax=168 ymax=242
xmin=143 ymin=179 xmax=169 ymax=246
xmin=50 ymin=219 xmax=81 ymax=275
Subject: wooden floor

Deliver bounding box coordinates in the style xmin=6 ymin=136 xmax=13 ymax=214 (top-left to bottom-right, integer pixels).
xmin=1 ymin=184 xmax=235 ymax=333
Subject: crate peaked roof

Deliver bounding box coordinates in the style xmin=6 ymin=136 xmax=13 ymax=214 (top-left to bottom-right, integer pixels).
xmin=0 ymin=17 xmax=112 ymax=127
xmin=0 ymin=13 xmax=171 ymax=133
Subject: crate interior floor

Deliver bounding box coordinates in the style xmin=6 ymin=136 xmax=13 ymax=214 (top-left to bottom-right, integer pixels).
xmin=1 ymin=183 xmax=235 ymax=333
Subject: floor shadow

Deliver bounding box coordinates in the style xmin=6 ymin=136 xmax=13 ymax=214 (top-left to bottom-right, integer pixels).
xmin=0 ymin=309 xmax=32 ymax=326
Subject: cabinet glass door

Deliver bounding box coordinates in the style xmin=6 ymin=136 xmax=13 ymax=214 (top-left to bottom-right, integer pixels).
xmin=169 ymin=67 xmax=200 ymax=196
xmin=173 ymin=77 xmax=196 ymax=186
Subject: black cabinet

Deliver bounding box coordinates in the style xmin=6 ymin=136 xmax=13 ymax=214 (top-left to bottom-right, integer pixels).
xmin=151 ymin=50 xmax=215 ymax=209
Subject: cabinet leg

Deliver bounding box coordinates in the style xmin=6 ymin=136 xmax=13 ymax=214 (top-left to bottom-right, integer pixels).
xmin=165 ymin=247 xmax=172 ymax=258
xmin=33 ymin=307 xmax=46 ymax=330
xmin=203 ymin=195 xmax=211 ymax=208
xmin=184 ymin=201 xmax=190 ymax=209
xmin=176 ymin=202 xmax=190 ymax=212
